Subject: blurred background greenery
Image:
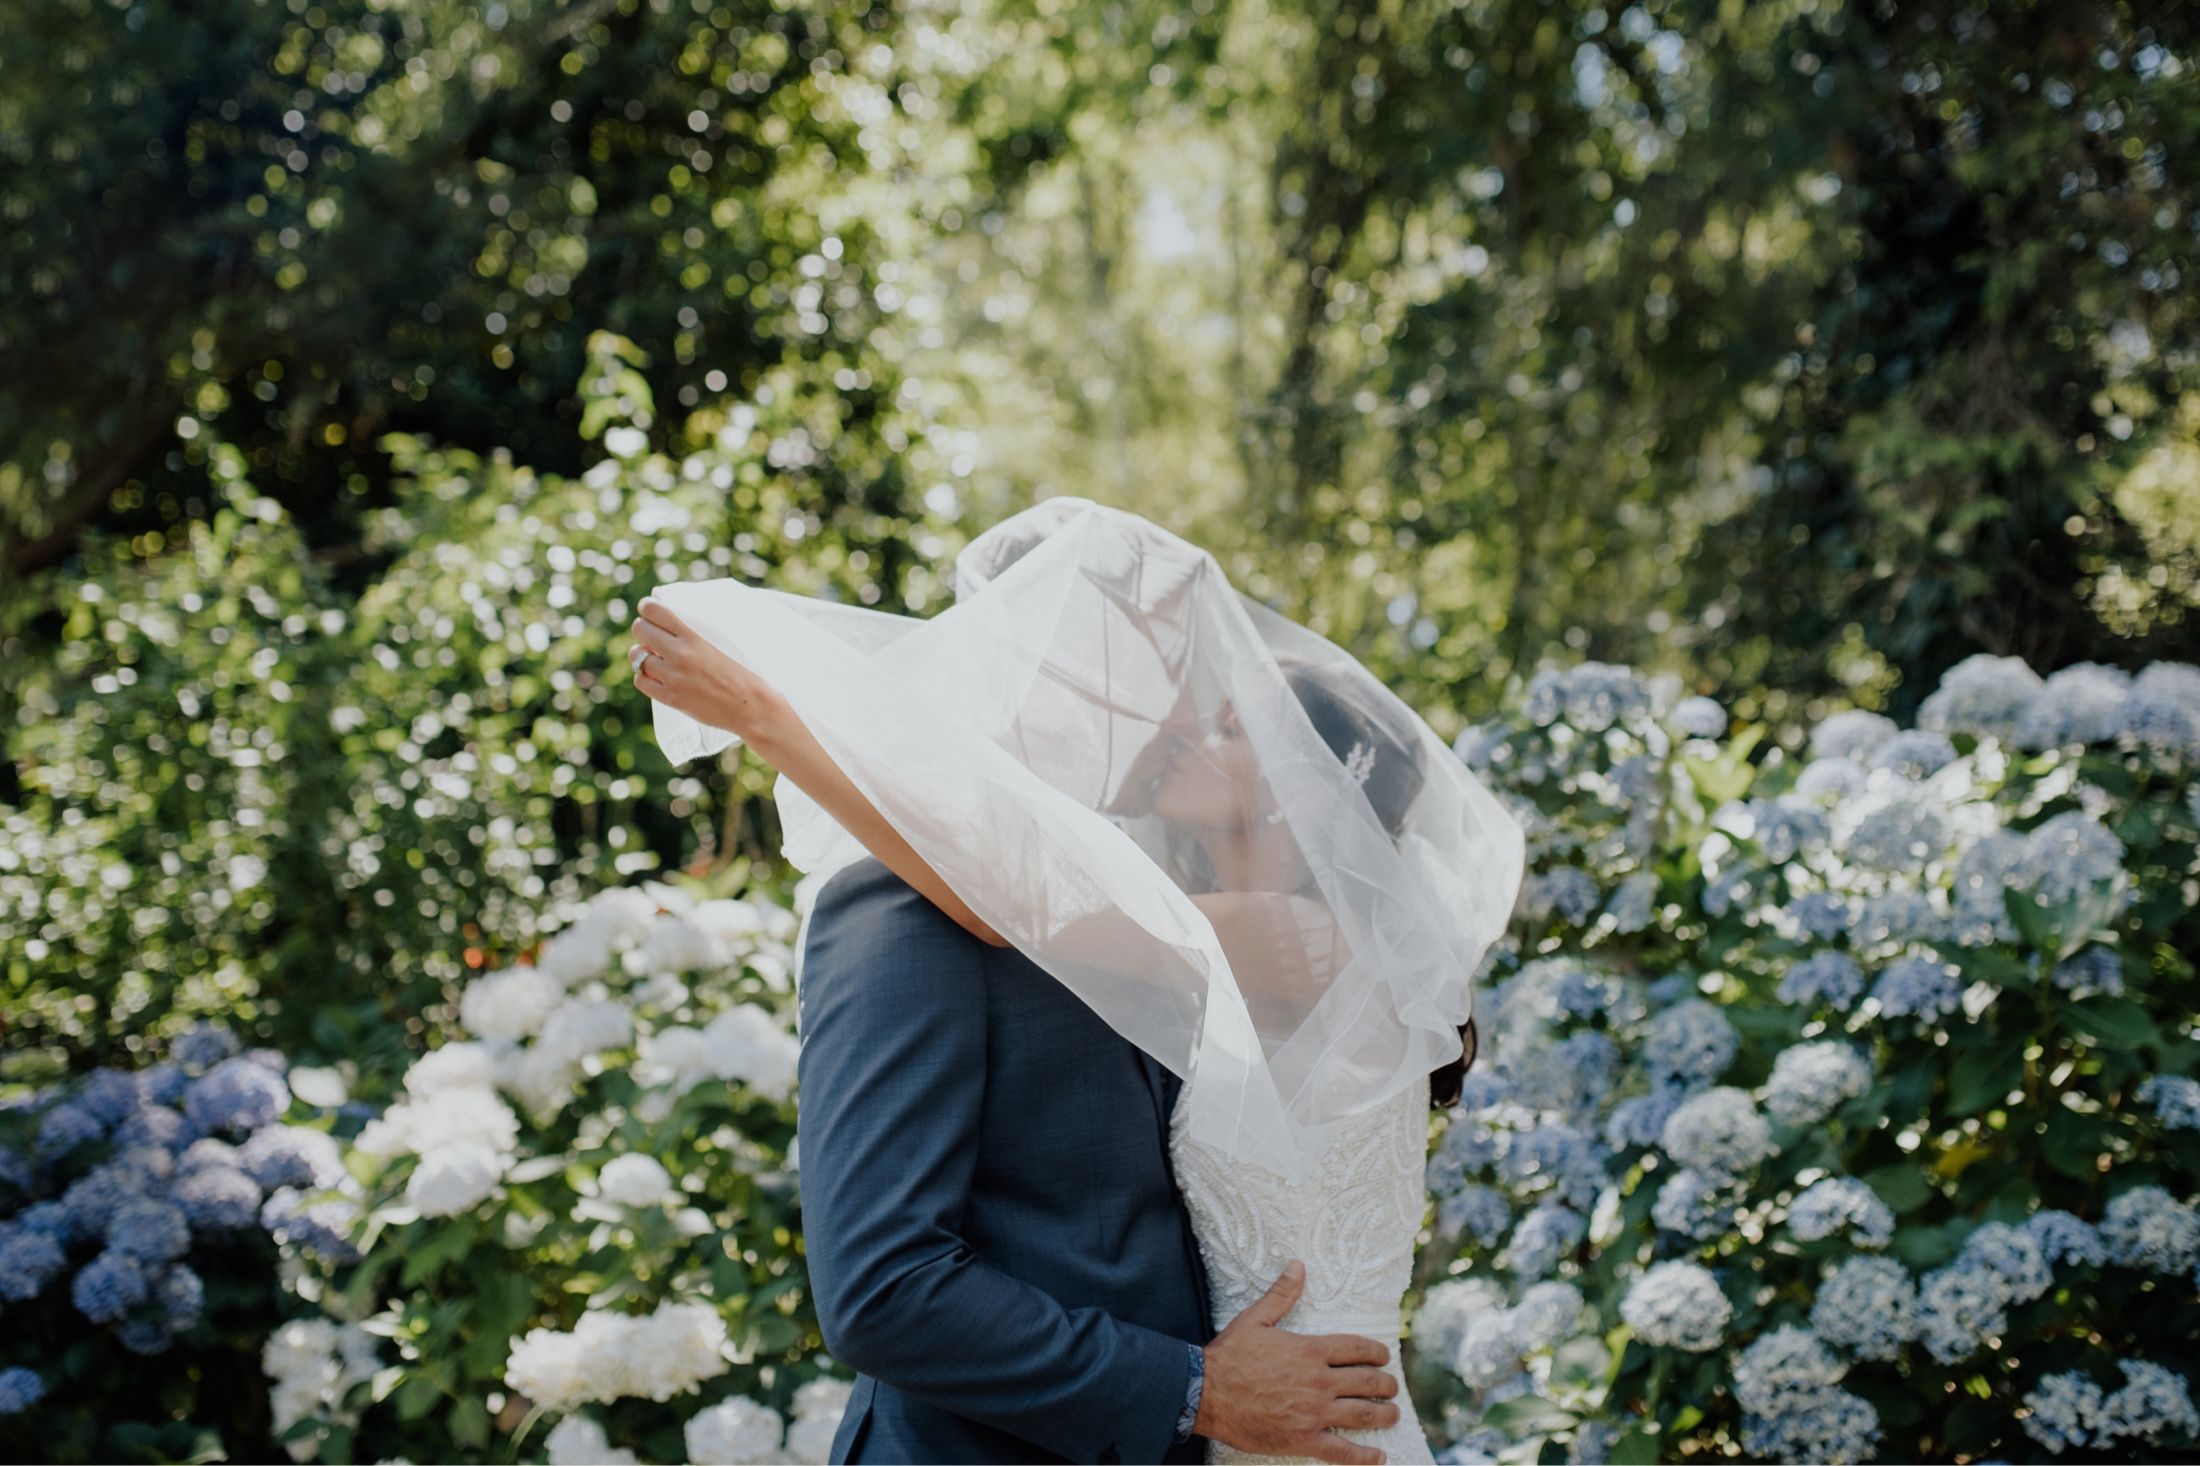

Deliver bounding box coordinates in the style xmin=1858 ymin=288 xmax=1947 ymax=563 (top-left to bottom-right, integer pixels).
xmin=3 ymin=0 xmax=2195 ymax=1080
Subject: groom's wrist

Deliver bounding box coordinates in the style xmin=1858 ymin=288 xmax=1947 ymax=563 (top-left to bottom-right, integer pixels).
xmin=1174 ymin=1341 xmax=1206 ymax=1442
xmin=1188 ymin=1338 xmax=1223 ymax=1435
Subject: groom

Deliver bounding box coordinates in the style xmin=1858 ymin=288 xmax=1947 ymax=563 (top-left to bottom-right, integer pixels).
xmin=795 ymin=855 xmax=1402 ymax=1465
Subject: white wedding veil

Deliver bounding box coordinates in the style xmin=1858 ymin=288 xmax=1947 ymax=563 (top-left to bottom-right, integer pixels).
xmin=648 ymin=498 xmax=1527 ymax=1178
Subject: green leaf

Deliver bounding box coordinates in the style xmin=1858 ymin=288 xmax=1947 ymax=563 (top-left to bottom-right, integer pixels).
xmin=1863 ymin=1163 xmax=1938 ymax=1214
xmin=1947 ymin=1046 xmax=2024 ymax=1115
xmin=2064 ymin=997 xmax=2158 ymax=1051
xmin=1609 ymin=1428 xmax=1660 ymax=1465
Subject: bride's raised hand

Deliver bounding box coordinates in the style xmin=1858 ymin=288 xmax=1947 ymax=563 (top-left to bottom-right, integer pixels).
xmin=628 ymin=596 xmax=782 ymax=738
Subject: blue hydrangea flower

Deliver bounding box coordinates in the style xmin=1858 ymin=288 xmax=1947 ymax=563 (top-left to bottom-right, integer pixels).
xmin=57 ymin=1163 xmax=158 ymax=1245
xmin=1868 ymin=729 xmax=1958 ymax=779
xmin=2052 ymin=945 xmax=2126 ymax=999
xmin=1503 ymin=1030 xmax=1620 ymax=1116
xmin=1670 ymin=696 xmax=1727 ymax=739
xmin=1604 ymin=872 xmax=1657 ymax=934
xmin=2021 ymin=811 xmax=2128 ymax=907
xmin=1777 ymin=951 xmax=1866 ymax=1010
xmin=2027 ymin=1210 xmax=2107 ymax=1269
xmin=1493 ymin=1122 xmax=1608 ymax=1211
xmin=0 ymin=1366 xmax=44 ymax=1416
xmin=1605 ymin=1088 xmax=1683 ymax=1151
xmin=2137 ymin=1075 xmax=2200 ymax=1131
xmin=1733 ymin=798 xmax=1829 ymax=863
xmin=1652 ymin=1169 xmax=1739 ymax=1241
xmin=2095 ymin=1358 xmax=2200 ymax=1443
xmin=1765 ymin=1043 xmax=1873 ymax=1127
xmin=1917 ymin=653 xmax=2042 ymax=745
xmin=105 ymin=1197 xmax=191 ymax=1264
xmin=1916 ymin=1261 xmax=2010 ymax=1365
xmin=1512 ymin=1280 xmax=1586 ymax=1352
xmin=237 ymin=1125 xmax=345 ymax=1190
xmin=1522 ymin=663 xmax=1653 ymax=732
xmin=1500 ymin=1202 xmax=1586 ymax=1281
xmin=0 ymin=1223 xmax=66 ymax=1302
xmin=1620 ymin=1261 xmax=1730 ymax=1352
xmin=135 ymin=1062 xmax=189 ymax=1107
xmin=1849 ymin=888 xmax=1948 ymax=947
xmin=2100 ymin=1186 xmax=2200 ymax=1274
xmin=74 ymin=1069 xmax=146 ymax=1128
xmin=2022 ymin=1369 xmax=2103 ymax=1453
xmin=1644 ymin=1001 xmax=1739 ymax=1088
xmin=2017 ymin=662 xmax=2132 ymax=750
xmin=1872 ymin=955 xmax=1962 ymax=1023
xmin=154 ymin=1263 xmax=204 ymax=1331
xmin=1957 ymin=1222 xmax=2053 ymax=1304
xmin=1733 ymin=1327 xmax=1880 ymax=1464
xmin=36 ymin=1101 xmax=107 ymax=1158
xmin=1795 ymin=756 xmax=1869 ymax=800
xmin=1843 ymin=800 xmax=1949 ymax=874
xmin=1809 ymin=710 xmax=1899 ymax=762
xmin=2117 ymin=662 xmax=2200 ymax=759
xmin=1780 ymin=892 xmax=1854 ymax=943
xmin=71 ymin=1248 xmax=149 ymax=1324
xmin=1526 ymin=868 xmax=1604 ymax=926
xmin=172 ymin=1023 xmax=241 ymax=1074
xmin=1437 ymin=1185 xmax=1514 ymax=1248
xmin=1788 ymin=1177 xmax=1895 ymax=1250
xmin=112 ymin=1105 xmax=196 ymax=1153
xmin=1660 ymin=1087 xmax=1774 ymax=1178
xmin=259 ymin=1186 xmax=363 ymax=1261
xmin=173 ymin=1165 xmax=263 ymax=1231
xmin=1410 ymin=1277 xmax=1508 ymax=1368
xmin=182 ymin=1057 xmax=290 ymax=1135
xmin=1810 ymin=1255 xmax=1917 ymax=1361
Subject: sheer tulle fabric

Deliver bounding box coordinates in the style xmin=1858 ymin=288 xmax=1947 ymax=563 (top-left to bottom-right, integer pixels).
xmin=649 ymin=498 xmax=1526 ymax=1178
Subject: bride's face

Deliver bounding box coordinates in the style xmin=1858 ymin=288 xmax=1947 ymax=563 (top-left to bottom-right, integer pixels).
xmin=1117 ymin=695 xmax=1276 ymax=827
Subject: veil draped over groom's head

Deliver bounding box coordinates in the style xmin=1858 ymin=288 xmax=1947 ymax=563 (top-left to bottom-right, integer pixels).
xmin=649 ymin=498 xmax=1527 ymax=1179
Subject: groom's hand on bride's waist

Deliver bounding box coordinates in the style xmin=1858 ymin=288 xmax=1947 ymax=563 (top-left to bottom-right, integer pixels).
xmin=1192 ymin=1259 xmax=1401 ymax=1465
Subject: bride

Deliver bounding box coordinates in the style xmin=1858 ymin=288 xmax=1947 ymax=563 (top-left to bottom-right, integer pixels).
xmin=628 ymin=499 xmax=1526 ymax=1465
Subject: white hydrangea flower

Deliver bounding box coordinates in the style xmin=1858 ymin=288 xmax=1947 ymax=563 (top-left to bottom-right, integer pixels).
xmin=643 ymin=913 xmax=722 ymax=976
xmin=599 ymin=1154 xmax=674 ymax=1208
xmin=406 ymin=1140 xmax=506 ymax=1217
xmin=685 ymin=1394 xmax=786 ymax=1465
xmin=459 ymin=966 xmax=565 ymax=1042
xmin=402 ymin=1041 xmax=497 ymax=1099
xmin=545 ymin=1414 xmax=638 ymax=1466
xmin=538 ymin=997 xmax=635 ymax=1065
xmin=784 ymin=1377 xmax=854 ymax=1464
xmin=355 ymin=1085 xmax=519 ymax=1160
xmin=704 ymin=1004 xmax=801 ymax=1101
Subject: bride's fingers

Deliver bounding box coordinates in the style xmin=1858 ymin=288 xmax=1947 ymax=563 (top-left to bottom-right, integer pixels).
xmin=636 ymin=596 xmax=690 ymax=638
xmin=630 ymin=616 xmax=679 ymax=657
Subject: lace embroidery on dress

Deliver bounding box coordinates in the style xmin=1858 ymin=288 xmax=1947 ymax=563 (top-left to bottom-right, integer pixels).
xmin=1170 ymin=1071 xmax=1437 ymax=1464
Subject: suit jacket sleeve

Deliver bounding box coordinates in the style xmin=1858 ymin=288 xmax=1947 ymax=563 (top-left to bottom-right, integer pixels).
xmin=795 ymin=864 xmax=1196 ymax=1465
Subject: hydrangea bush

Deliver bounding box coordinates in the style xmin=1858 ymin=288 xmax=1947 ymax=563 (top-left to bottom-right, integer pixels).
xmin=272 ymin=876 xmax=853 ymax=1465
xmin=1412 ymin=656 xmax=2200 ymax=1463
xmin=0 ymin=1023 xmax=359 ymax=1460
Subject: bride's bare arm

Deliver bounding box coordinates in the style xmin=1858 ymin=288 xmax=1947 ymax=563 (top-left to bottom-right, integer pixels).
xmin=630 ymin=597 xmax=1013 ymax=949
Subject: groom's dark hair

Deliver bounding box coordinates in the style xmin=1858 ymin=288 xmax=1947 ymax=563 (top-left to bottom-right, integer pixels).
xmin=1278 ymin=657 xmax=1482 ymax=1108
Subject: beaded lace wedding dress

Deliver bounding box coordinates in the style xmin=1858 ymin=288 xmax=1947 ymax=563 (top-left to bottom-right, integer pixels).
xmin=1170 ymin=1070 xmax=1438 ymax=1465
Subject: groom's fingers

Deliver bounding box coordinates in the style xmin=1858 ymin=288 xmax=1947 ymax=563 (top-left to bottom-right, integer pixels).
xmin=1239 ymin=1259 xmax=1305 ymax=1327
xmin=1327 ymin=1366 xmax=1397 ymax=1400
xmin=1325 ymin=1398 xmax=1402 ymax=1431
xmin=1317 ymin=1333 xmax=1391 ymax=1367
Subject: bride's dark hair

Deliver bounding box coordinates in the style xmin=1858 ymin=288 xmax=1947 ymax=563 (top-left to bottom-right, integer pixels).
xmin=1277 ymin=657 xmax=1481 ymax=1109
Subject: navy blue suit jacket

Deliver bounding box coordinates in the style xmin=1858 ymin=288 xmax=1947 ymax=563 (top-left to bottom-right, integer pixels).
xmin=795 ymin=856 xmax=1216 ymax=1464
